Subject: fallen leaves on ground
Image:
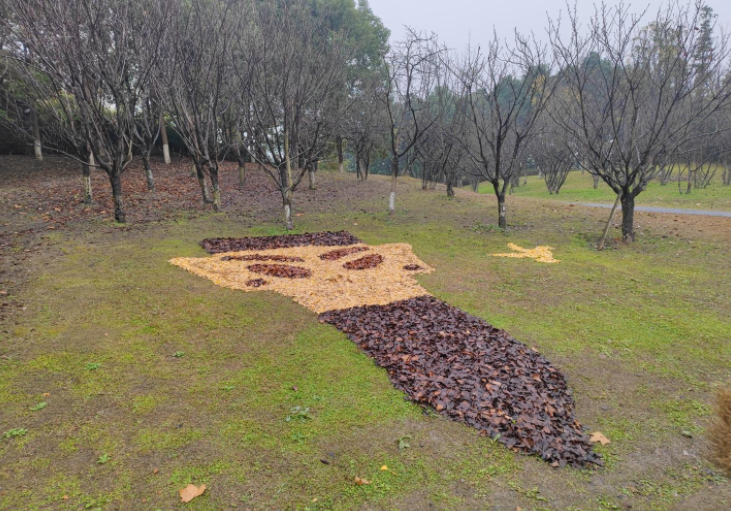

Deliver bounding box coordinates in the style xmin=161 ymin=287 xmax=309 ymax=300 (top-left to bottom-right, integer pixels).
xmin=247 ymin=263 xmax=312 ymax=279
xmin=492 ymin=243 xmax=560 ymax=263
xmin=343 ymin=253 xmax=384 ymax=270
xmin=319 ymin=246 xmax=369 ymax=260
xmin=221 ymin=254 xmax=304 ymax=263
xmin=202 ymin=231 xmax=361 ymax=254
xmin=170 ymin=240 xmax=433 ymax=313
xmin=354 ymin=477 xmax=371 ymax=485
xmin=320 ymin=296 xmax=601 ymax=467
xmin=590 ymin=431 xmax=611 ymax=445
xmin=179 ymin=484 xmax=206 ymax=503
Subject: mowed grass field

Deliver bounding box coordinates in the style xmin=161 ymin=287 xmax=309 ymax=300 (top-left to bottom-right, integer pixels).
xmin=1 ymin=161 xmax=730 ymax=510
xmin=479 ymin=169 xmax=731 ymax=212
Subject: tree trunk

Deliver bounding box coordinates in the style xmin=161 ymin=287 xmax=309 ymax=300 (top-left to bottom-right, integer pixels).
xmin=238 ymin=163 xmax=246 ymax=188
xmin=686 ymin=169 xmax=692 ymax=194
xmin=210 ymin=167 xmax=221 ymax=212
xmin=497 ymin=193 xmax=507 ymax=230
xmin=593 ymin=175 xmax=599 ymax=189
xmin=284 ymin=133 xmax=294 ymax=230
xmin=620 ymin=192 xmax=635 ymax=242
xmin=31 ymin=110 xmax=42 ymax=161
xmin=160 ymin=112 xmax=171 ymax=164
xmin=143 ymin=154 xmax=155 ymax=191
xmin=389 ymin=157 xmax=398 ymax=215
xmin=82 ymin=160 xmax=93 ymax=204
xmin=109 ymin=168 xmax=126 ymax=223
xmin=308 ymin=166 xmax=316 ymax=190
xmin=446 ymin=181 xmax=454 ymax=197
xmin=356 ymin=158 xmax=362 ymax=180
xmin=194 ymin=162 xmax=212 ymax=203
xmin=337 ymin=136 xmax=344 ymax=173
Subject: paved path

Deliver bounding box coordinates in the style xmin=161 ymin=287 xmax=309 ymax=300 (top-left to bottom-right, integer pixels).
xmin=571 ymin=202 xmax=731 ymax=218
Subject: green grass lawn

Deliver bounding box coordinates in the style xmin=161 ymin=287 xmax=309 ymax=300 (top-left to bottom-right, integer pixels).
xmin=1 ymin=170 xmax=730 ymax=510
xmin=478 ymin=170 xmax=731 ymax=211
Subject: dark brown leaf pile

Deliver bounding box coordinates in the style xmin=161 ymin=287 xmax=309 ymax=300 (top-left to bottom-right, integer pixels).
xmin=245 ymin=278 xmax=268 ymax=288
xmin=221 ymin=254 xmax=305 ymax=263
xmin=319 ymin=296 xmax=601 ymax=467
xmin=202 ymin=231 xmax=362 ymax=254
xmin=343 ymin=254 xmax=384 ymax=270
xmin=248 ymin=264 xmax=312 ymax=279
xmin=403 ymin=264 xmax=424 ymax=271
xmin=319 ymin=246 xmax=370 ymax=261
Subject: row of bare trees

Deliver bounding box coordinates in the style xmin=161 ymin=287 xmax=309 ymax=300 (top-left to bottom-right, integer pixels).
xmin=404 ymin=0 xmax=731 ymax=240
xmin=0 ymin=0 xmax=386 ymax=228
xmin=1 ymin=0 xmax=731 ymax=242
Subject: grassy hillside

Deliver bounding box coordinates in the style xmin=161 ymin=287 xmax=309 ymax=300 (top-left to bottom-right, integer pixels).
xmin=1 ymin=163 xmax=730 ymax=510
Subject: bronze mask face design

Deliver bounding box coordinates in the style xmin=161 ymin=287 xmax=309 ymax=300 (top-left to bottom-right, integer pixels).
xmin=171 ymin=232 xmax=600 ymax=467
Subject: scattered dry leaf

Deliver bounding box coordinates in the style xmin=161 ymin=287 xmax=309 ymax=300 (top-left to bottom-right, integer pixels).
xmin=179 ymin=484 xmax=206 ymax=503
xmin=492 ymin=243 xmax=560 ymax=263
xmin=590 ymin=432 xmax=611 ymax=445
xmin=380 ymin=465 xmax=388 ymax=471
xmin=354 ymin=477 xmax=371 ymax=485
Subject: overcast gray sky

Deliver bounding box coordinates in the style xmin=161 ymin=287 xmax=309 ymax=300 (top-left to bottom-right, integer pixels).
xmin=366 ymin=0 xmax=731 ymax=52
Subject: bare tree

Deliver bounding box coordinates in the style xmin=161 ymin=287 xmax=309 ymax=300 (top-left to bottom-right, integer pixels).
xmin=532 ymin=117 xmax=576 ymax=195
xmin=550 ymin=1 xmax=731 ymax=240
xmin=233 ymin=1 xmax=350 ymax=229
xmin=380 ymin=29 xmax=443 ymax=214
xmin=414 ymin=67 xmax=470 ymax=197
xmin=156 ymin=0 xmax=234 ymax=212
xmin=456 ymin=33 xmax=554 ymax=229
xmin=1 ymin=0 xmax=172 ymax=222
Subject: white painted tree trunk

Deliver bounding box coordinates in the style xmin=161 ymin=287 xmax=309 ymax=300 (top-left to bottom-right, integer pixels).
xmin=162 ymin=144 xmax=171 ymax=165
xmin=284 ymin=203 xmax=293 ymax=230
xmin=84 ymin=175 xmax=93 ymax=204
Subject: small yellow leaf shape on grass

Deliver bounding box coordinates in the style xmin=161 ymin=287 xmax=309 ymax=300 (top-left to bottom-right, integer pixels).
xmin=354 ymin=476 xmax=371 ymax=485
xmin=492 ymin=243 xmax=560 ymax=264
xmin=380 ymin=465 xmax=388 ymax=471
xmin=590 ymin=431 xmax=611 ymax=445
xmin=179 ymin=484 xmax=206 ymax=503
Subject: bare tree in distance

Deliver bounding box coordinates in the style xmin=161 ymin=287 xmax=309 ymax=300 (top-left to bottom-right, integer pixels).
xmin=157 ymin=0 xmax=235 ymax=212
xmin=532 ymin=112 xmax=576 ymax=195
xmin=1 ymin=0 xmax=172 ymax=222
xmin=549 ymin=1 xmax=731 ymax=241
xmin=380 ymin=29 xmax=444 ymax=214
xmin=232 ymin=0 xmax=350 ymax=229
xmin=455 ymin=32 xmax=555 ymax=229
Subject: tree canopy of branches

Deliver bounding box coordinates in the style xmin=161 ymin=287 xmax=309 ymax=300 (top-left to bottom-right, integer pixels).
xmin=549 ymin=1 xmax=731 ymax=240
xmin=456 ymin=34 xmax=555 ymax=229
xmin=380 ymin=29 xmax=443 ymax=214
xmin=0 ymin=0 xmax=171 ymax=222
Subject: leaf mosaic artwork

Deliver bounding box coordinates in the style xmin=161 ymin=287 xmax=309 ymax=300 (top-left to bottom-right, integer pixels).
xmin=170 ymin=232 xmax=599 ymax=467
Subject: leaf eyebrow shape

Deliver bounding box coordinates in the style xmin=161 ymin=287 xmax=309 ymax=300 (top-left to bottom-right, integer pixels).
xmin=221 ymin=254 xmax=305 ymax=263
xmin=319 ymin=246 xmax=370 ymax=261
xmin=343 ymin=254 xmax=384 ymax=270
xmin=248 ymin=264 xmax=312 ymax=279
